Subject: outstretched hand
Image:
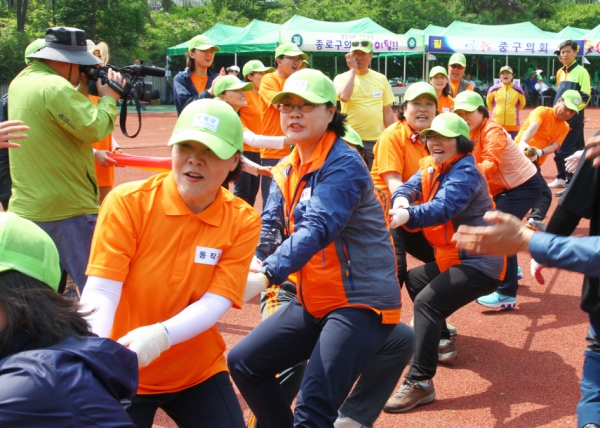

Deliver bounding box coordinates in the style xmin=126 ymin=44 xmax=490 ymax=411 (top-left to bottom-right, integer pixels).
xmin=0 ymin=120 xmax=29 ymax=148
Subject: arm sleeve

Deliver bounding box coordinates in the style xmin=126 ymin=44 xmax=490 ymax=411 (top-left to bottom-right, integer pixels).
xmin=478 ymin=124 xmax=506 ymax=180
xmin=392 ymin=168 xmax=423 ymax=205
xmin=162 ymin=292 xmax=233 ymax=345
xmin=259 ymin=75 xmax=280 ymax=111
xmin=486 ymin=91 xmax=494 ymax=111
xmin=79 ymin=276 xmax=123 ymax=337
xmin=243 ymin=130 xmax=285 ymax=149
xmin=241 ymin=156 xmax=259 ymax=176
xmin=530 ymin=233 xmax=600 ymax=277
xmin=256 ymin=179 xmax=287 ymax=260
xmin=382 ymin=79 xmax=396 ymax=106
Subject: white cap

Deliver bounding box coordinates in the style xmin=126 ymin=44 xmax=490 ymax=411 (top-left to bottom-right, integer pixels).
xmin=227 ymin=65 xmax=240 ymax=72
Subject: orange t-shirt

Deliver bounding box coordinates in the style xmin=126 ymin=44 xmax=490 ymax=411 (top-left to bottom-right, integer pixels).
xmin=515 ymin=107 xmax=569 ymax=166
xmin=239 ymin=90 xmax=261 ymax=153
xmin=86 ymin=173 xmax=261 ymax=395
xmin=371 ymin=121 xmax=429 ymax=200
xmin=190 ymin=73 xmax=208 ymax=94
xmin=259 ymin=72 xmax=291 ymax=160
xmin=438 ymin=94 xmax=454 ymax=114
xmin=88 ymin=95 xmax=114 ymax=187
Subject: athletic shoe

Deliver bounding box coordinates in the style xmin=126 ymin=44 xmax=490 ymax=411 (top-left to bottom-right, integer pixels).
xmin=383 ymin=379 xmax=436 ymax=413
xmin=438 ymin=338 xmax=457 ymax=363
xmin=583 ymin=424 xmax=600 ymax=428
xmin=334 ymin=414 xmax=366 ymax=428
xmin=555 ymin=188 xmax=566 ymax=197
xmin=477 ymin=292 xmax=516 ymax=309
xmin=548 ymin=178 xmax=566 ymax=188
xmin=526 ymin=218 xmax=546 ymax=232
xmin=517 ymin=266 xmax=524 ymax=280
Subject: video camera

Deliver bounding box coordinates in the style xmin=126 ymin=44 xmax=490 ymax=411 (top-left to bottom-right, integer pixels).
xmin=80 ymin=64 xmax=166 ymax=138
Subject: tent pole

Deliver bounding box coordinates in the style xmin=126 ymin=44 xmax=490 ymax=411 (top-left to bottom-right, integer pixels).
xmin=235 ymin=53 xmax=237 ymax=66
xmin=548 ymin=57 xmax=551 ymax=80
xmin=335 ymin=56 xmax=338 ymax=76
xmin=493 ymin=59 xmax=495 ymax=81
xmin=422 ymin=51 xmax=425 ymax=81
xmin=385 ymin=56 xmax=387 ymax=78
xmin=403 ymin=55 xmax=407 ymax=82
xmin=505 ymin=54 xmax=508 ymax=65
xmin=552 ymin=58 xmax=555 ymax=78
xmin=378 ymin=55 xmax=380 ymax=72
xmin=518 ymin=57 xmax=520 ymax=79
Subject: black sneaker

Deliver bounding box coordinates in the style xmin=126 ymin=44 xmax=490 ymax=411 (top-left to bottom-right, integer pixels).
xmin=383 ymin=379 xmax=436 ymax=413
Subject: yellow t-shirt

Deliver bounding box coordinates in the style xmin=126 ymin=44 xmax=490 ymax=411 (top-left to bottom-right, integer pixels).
xmin=334 ymin=70 xmax=395 ymax=141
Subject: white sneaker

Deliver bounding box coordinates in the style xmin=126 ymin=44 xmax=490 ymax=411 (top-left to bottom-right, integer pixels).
xmin=334 ymin=414 xmax=366 ymax=428
xmin=548 ymin=178 xmax=566 ymax=188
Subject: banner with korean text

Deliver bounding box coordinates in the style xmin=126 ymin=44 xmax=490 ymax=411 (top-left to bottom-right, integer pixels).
xmin=429 ymin=36 xmax=583 ymax=57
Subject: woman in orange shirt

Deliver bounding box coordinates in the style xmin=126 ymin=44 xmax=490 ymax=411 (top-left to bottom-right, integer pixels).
xmin=80 ymin=99 xmax=261 ymax=427
xmin=429 ymin=66 xmax=454 ymax=114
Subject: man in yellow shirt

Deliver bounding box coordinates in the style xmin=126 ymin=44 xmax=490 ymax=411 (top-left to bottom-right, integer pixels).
xmin=334 ymin=39 xmax=395 ymax=170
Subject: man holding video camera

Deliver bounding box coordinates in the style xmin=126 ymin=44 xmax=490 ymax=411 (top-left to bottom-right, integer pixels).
xmin=7 ymin=26 xmax=125 ymax=293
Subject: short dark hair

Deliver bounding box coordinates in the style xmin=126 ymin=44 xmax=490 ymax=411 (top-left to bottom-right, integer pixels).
xmin=186 ymin=49 xmax=214 ymax=72
xmin=556 ymin=40 xmax=579 ymax=54
xmin=396 ymin=97 xmax=439 ymax=122
xmin=0 ymin=270 xmax=93 ymax=358
xmin=476 ymin=106 xmax=490 ymax=118
xmin=274 ymin=55 xmax=284 ymax=69
xmin=424 ymin=135 xmax=474 ymax=155
xmin=223 ymin=154 xmax=243 ymax=186
xmin=325 ymin=102 xmax=347 ymax=137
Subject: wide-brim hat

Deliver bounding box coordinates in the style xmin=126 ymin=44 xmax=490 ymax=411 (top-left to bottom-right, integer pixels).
xmin=28 ymin=27 xmax=102 ymax=66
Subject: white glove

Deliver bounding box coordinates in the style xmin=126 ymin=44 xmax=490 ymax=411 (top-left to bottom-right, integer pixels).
xmin=389 ymin=208 xmax=410 ymax=229
xmin=565 ymin=150 xmax=584 ymax=174
xmin=536 ymin=148 xmax=544 ymax=159
xmin=392 ymin=196 xmax=410 ymax=210
xmin=249 ymin=256 xmax=263 ymax=273
xmin=530 ymin=258 xmax=546 ymax=285
xmin=243 ymin=272 xmax=269 ymax=304
xmin=118 ymin=323 xmax=170 ymax=367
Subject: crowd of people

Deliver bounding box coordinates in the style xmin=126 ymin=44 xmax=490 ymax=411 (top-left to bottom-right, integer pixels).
xmin=0 ymin=24 xmax=598 ymax=428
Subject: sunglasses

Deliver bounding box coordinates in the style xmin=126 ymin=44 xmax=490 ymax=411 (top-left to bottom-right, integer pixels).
xmin=351 ymin=41 xmax=371 ymax=48
xmin=277 ymin=102 xmax=317 ymax=113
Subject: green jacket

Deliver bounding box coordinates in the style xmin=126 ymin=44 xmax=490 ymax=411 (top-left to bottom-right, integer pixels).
xmin=8 ymin=60 xmax=118 ymax=221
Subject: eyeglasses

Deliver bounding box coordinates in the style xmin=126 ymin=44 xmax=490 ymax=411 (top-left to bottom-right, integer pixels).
xmin=277 ymin=103 xmax=317 ymax=113
xmin=449 ymin=64 xmax=465 ymax=69
xmin=283 ymin=56 xmax=302 ymax=62
xmin=351 ymin=40 xmax=370 ymax=48
xmin=425 ymin=134 xmax=449 ymax=142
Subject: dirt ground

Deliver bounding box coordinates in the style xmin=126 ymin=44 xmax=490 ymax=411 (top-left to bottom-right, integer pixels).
xmin=111 ymin=107 xmax=600 ymax=428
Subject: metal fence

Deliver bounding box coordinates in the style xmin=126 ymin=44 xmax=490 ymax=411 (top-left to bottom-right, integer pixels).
xmin=0 ymin=84 xmax=8 ymax=98
xmin=147 ymin=0 xmax=206 ymax=9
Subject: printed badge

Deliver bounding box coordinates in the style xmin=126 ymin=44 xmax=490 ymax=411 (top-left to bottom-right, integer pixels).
xmin=300 ymin=187 xmax=311 ymax=202
xmin=195 ymin=246 xmax=223 ymax=265
xmin=193 ymin=113 xmax=220 ymax=133
xmin=373 ymin=91 xmax=383 ymax=98
xmin=287 ymin=80 xmax=309 ymax=92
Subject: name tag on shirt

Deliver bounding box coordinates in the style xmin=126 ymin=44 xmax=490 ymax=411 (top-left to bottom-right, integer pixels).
xmin=442 ymin=107 xmax=451 ymax=113
xmin=195 ymin=247 xmax=223 ymax=265
xmin=300 ymin=187 xmax=312 ymax=202
xmin=373 ymin=91 xmax=383 ymax=98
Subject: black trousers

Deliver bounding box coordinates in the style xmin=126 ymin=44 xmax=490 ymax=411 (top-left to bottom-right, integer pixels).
xmin=405 ymin=263 xmax=500 ymax=381
xmin=529 ymin=166 xmax=553 ymax=222
xmin=391 ymin=227 xmax=435 ymax=288
xmin=234 ymin=151 xmax=261 ymax=207
xmin=554 ymin=112 xmax=585 ymax=182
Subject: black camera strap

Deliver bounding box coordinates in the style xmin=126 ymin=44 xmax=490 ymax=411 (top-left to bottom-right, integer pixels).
xmin=119 ymin=89 xmax=143 ymax=138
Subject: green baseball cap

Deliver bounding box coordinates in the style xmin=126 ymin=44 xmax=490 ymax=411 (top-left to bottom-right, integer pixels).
xmin=350 ymin=38 xmax=373 ymax=53
xmin=499 ymin=65 xmax=513 ymax=74
xmin=168 ymin=99 xmax=243 ymax=159
xmin=214 ymin=75 xmax=254 ymax=96
xmin=24 ymin=38 xmax=45 ymax=65
xmin=0 ymin=212 xmax=60 ymax=291
xmin=242 ymin=60 xmax=274 ymax=77
xmin=275 ymin=42 xmax=308 ymax=61
xmin=429 ymin=66 xmax=448 ymax=79
xmin=449 ymin=53 xmax=467 ymax=67
xmin=270 ymin=69 xmax=337 ymax=105
xmin=453 ymin=90 xmax=485 ymax=112
xmin=188 ymin=35 xmax=220 ymax=52
xmin=404 ymin=82 xmax=438 ymax=103
xmin=420 ymin=113 xmax=470 ymax=139
xmin=560 ymin=89 xmax=584 ymax=113
xmin=342 ymin=125 xmax=364 ymax=148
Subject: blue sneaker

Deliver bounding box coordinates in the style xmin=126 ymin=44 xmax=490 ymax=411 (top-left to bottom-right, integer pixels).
xmin=517 ymin=266 xmax=524 ymax=280
xmin=477 ymin=292 xmax=516 ymax=309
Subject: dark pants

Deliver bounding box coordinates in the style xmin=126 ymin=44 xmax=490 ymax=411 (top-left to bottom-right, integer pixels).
xmin=122 ymin=372 xmax=245 ymax=428
xmin=339 ymin=323 xmax=415 ymax=427
xmin=494 ymin=173 xmax=544 ymax=297
xmin=578 ymin=313 xmax=600 ymax=428
xmin=361 ymin=140 xmax=377 ymax=171
xmin=529 ymin=166 xmax=553 ymax=222
xmin=234 ymin=151 xmax=261 ymax=207
xmin=391 ymin=227 xmax=435 ymax=288
xmin=260 ymin=158 xmax=280 ymax=210
xmin=405 ymin=263 xmax=500 ymax=381
xmin=555 ymin=113 xmax=585 ymax=183
xmin=228 ymin=298 xmax=394 ymax=428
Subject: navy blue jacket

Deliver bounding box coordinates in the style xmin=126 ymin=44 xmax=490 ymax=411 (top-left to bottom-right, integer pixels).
xmin=173 ymin=67 xmax=219 ymax=115
xmin=0 ymin=328 xmax=138 ymax=427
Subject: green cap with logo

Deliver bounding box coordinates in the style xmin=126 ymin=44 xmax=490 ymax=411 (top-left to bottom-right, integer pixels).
xmin=270 ymin=69 xmax=337 ymax=105
xmin=420 ymin=113 xmax=470 ymax=139
xmin=342 ymin=125 xmax=364 ymax=148
xmin=404 ymin=82 xmax=438 ymax=103
xmin=214 ymin=75 xmax=254 ymax=96
xmin=243 ymin=60 xmax=274 ymax=77
xmin=168 ymin=99 xmax=243 ymax=159
xmin=0 ymin=212 xmax=61 ymax=291
xmin=188 ymin=35 xmax=220 ymax=52
xmin=449 ymin=53 xmax=467 ymax=67
xmin=560 ymin=89 xmax=584 ymax=113
xmin=350 ymin=38 xmax=373 ymax=53
xmin=24 ymin=38 xmax=46 ymax=65
xmin=499 ymin=65 xmax=513 ymax=74
xmin=429 ymin=66 xmax=448 ymax=79
xmin=453 ymin=90 xmax=485 ymax=112
xmin=275 ymin=42 xmax=308 ymax=61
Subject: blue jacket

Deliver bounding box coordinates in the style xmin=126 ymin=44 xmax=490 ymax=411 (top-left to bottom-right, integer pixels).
xmin=393 ymin=154 xmax=505 ymax=280
xmin=173 ymin=67 xmax=219 ymax=115
xmin=0 ymin=328 xmax=138 ymax=427
xmin=257 ymin=133 xmax=401 ymax=323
